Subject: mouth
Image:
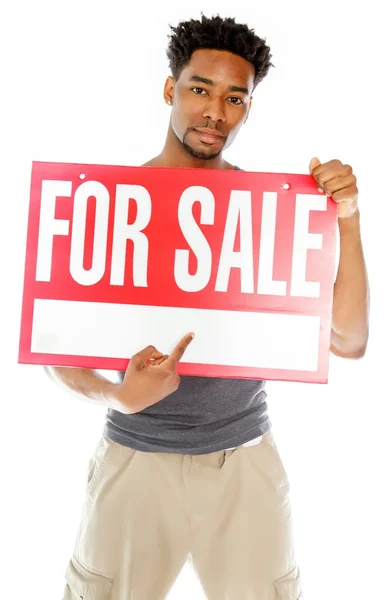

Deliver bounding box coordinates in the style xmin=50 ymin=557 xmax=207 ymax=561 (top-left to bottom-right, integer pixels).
xmin=192 ymin=128 xmax=225 ymax=145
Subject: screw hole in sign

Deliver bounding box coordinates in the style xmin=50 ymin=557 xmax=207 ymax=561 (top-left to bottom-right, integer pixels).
xmin=79 ymin=174 xmax=86 ymax=180
xmin=282 ymin=183 xmax=290 ymax=190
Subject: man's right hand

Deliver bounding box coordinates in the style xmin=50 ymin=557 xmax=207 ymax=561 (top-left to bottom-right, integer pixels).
xmin=110 ymin=332 xmax=195 ymax=415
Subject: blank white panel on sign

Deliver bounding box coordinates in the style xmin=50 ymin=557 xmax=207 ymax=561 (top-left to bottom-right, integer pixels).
xmin=31 ymin=299 xmax=320 ymax=372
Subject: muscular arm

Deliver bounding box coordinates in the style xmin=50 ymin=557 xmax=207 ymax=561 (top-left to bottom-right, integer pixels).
xmin=43 ymin=333 xmax=194 ymax=414
xmin=43 ymin=366 xmax=120 ymax=408
xmin=330 ymin=210 xmax=370 ymax=359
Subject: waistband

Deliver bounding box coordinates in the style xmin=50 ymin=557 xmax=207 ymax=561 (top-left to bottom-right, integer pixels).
xmin=223 ymin=435 xmax=263 ymax=452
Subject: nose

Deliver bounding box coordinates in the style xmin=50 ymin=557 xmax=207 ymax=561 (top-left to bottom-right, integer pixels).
xmin=202 ymin=97 xmax=226 ymax=123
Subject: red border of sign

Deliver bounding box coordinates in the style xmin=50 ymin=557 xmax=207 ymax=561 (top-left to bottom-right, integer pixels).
xmin=18 ymin=161 xmax=337 ymax=384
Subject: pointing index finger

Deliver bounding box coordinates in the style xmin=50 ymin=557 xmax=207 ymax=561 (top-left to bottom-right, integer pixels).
xmin=167 ymin=333 xmax=195 ymax=367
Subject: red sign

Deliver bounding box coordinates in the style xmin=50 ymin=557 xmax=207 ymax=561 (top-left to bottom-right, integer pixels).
xmin=18 ymin=161 xmax=338 ymax=383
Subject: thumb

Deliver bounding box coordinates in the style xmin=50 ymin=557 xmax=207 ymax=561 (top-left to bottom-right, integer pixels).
xmin=131 ymin=345 xmax=163 ymax=369
xmin=309 ymin=157 xmax=321 ymax=174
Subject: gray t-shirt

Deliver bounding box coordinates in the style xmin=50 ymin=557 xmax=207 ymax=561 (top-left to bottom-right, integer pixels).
xmin=104 ymin=374 xmax=270 ymax=455
xmin=103 ymin=165 xmax=271 ymax=454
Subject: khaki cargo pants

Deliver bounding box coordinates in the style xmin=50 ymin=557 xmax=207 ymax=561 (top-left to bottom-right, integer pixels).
xmin=63 ymin=431 xmax=302 ymax=599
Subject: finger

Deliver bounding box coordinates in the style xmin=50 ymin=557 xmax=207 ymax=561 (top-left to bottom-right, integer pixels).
xmin=131 ymin=345 xmax=162 ymax=368
xmin=148 ymin=354 xmax=169 ymax=367
xmin=316 ymin=164 xmax=353 ymax=188
xmin=311 ymin=158 xmax=343 ymax=177
xmin=321 ymin=174 xmax=357 ymax=195
xmin=166 ymin=333 xmax=195 ymax=367
xmin=309 ymin=157 xmax=321 ymax=174
xmin=313 ymin=164 xmax=350 ymax=185
xmin=332 ymin=186 xmax=359 ymax=201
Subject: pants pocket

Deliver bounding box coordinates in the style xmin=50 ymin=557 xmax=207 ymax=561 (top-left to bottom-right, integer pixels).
xmin=264 ymin=431 xmax=290 ymax=492
xmin=87 ymin=437 xmax=115 ymax=497
xmin=245 ymin=431 xmax=290 ymax=495
xmin=275 ymin=565 xmax=303 ymax=599
xmin=63 ymin=555 xmax=113 ymax=599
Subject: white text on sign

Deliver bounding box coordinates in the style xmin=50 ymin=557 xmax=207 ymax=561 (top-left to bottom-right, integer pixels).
xmin=35 ymin=180 xmax=327 ymax=298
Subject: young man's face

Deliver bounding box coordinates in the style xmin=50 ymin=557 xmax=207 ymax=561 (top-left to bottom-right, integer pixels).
xmin=166 ymin=49 xmax=255 ymax=160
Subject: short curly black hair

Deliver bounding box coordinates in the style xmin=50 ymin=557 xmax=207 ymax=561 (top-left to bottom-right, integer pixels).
xmin=166 ymin=14 xmax=274 ymax=91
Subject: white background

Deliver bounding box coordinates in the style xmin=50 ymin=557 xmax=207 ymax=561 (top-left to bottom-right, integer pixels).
xmin=1 ymin=1 xmax=389 ymax=599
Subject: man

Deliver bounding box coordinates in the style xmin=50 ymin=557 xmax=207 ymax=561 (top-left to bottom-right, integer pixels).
xmin=52 ymin=14 xmax=369 ymax=600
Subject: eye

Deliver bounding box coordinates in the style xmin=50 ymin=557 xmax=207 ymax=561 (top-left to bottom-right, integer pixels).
xmin=191 ymin=87 xmax=207 ymax=95
xmin=228 ymin=97 xmax=244 ymax=105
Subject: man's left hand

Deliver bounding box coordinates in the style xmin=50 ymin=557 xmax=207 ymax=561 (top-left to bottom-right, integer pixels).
xmin=309 ymin=158 xmax=359 ymax=219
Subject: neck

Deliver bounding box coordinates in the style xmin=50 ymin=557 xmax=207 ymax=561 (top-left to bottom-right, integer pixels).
xmin=150 ymin=123 xmax=231 ymax=170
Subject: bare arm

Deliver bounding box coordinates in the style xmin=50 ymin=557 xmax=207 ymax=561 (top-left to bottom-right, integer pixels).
xmin=309 ymin=157 xmax=370 ymax=359
xmin=331 ymin=210 xmax=370 ymax=359
xmin=43 ymin=366 xmax=119 ymax=408
xmin=43 ymin=332 xmax=194 ymax=414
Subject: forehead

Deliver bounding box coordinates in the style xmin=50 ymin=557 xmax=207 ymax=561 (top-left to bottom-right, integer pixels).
xmin=180 ymin=49 xmax=255 ymax=90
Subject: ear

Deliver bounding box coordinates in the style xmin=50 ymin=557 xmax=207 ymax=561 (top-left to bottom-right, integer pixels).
xmin=164 ymin=76 xmax=175 ymax=105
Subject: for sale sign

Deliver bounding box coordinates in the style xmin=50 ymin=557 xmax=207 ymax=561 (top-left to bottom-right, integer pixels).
xmin=18 ymin=162 xmax=338 ymax=383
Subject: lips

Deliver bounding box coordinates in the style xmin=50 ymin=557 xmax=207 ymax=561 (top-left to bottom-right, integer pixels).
xmin=193 ymin=128 xmax=225 ymax=145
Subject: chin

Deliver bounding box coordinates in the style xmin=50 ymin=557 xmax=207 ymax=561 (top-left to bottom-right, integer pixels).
xmin=182 ymin=141 xmax=222 ymax=161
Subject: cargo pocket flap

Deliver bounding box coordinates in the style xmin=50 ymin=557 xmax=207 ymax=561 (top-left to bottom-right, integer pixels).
xmin=275 ymin=565 xmax=302 ymax=600
xmin=65 ymin=556 xmax=113 ymax=599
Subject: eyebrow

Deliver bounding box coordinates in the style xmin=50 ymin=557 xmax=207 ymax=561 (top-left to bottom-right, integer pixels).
xmin=189 ymin=75 xmax=249 ymax=95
